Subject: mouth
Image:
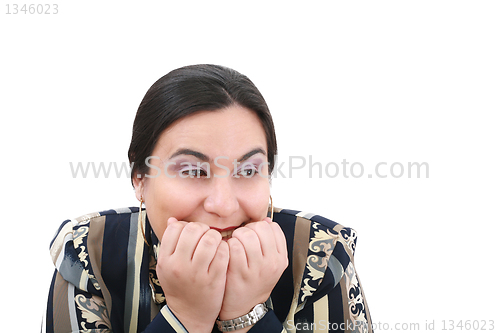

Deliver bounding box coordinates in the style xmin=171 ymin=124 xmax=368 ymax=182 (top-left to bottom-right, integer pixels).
xmin=210 ymin=223 xmax=247 ymax=240
xmin=220 ymin=229 xmax=235 ymax=240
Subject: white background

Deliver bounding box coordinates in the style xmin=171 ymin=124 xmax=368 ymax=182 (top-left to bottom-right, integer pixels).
xmin=1 ymin=1 xmax=499 ymax=332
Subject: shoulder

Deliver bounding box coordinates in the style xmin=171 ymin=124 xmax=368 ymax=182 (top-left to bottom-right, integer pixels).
xmin=49 ymin=207 xmax=141 ymax=294
xmin=273 ymin=207 xmax=358 ymax=259
xmin=49 ymin=207 xmax=140 ymax=257
xmin=272 ymin=207 xmax=359 ymax=306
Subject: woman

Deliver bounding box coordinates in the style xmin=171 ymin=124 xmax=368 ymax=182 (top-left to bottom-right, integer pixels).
xmin=44 ymin=65 xmax=373 ymax=333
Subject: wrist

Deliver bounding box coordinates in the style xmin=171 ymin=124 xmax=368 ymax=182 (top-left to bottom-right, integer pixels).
xmin=167 ymin=304 xmax=216 ymax=333
xmin=218 ymin=300 xmax=265 ymax=321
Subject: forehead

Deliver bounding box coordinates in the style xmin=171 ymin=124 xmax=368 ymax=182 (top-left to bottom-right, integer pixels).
xmin=153 ymin=105 xmax=267 ymax=158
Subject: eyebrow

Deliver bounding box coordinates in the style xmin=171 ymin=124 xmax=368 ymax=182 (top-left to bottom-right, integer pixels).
xmin=169 ymin=147 xmax=266 ymax=163
xmin=238 ymin=148 xmax=266 ymax=162
xmin=170 ymin=148 xmax=209 ymax=161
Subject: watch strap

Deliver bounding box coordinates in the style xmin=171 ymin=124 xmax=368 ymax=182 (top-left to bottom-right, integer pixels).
xmin=216 ymin=303 xmax=268 ymax=332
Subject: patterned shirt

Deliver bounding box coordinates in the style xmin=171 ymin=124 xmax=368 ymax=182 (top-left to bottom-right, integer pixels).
xmin=43 ymin=207 xmax=373 ymax=333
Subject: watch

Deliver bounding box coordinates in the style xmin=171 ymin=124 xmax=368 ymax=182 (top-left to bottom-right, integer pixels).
xmin=216 ymin=303 xmax=268 ymax=332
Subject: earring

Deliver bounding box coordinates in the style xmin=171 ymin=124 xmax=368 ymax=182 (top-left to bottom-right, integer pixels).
xmin=139 ymin=196 xmax=150 ymax=246
xmin=270 ymin=195 xmax=274 ymax=221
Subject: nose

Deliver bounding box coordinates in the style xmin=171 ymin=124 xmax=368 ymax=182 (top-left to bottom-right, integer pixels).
xmin=203 ymin=176 xmax=239 ymax=218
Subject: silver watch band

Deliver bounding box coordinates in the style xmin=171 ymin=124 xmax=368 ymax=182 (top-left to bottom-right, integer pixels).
xmin=216 ymin=303 xmax=268 ymax=332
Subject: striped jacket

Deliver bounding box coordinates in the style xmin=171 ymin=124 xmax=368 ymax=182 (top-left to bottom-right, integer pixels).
xmin=44 ymin=207 xmax=373 ymax=333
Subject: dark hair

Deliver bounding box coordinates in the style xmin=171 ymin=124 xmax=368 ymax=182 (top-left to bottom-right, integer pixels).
xmin=128 ymin=64 xmax=277 ymax=185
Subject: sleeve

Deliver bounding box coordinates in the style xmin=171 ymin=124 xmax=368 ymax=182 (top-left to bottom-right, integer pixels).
xmin=247 ymin=310 xmax=287 ymax=332
xmin=295 ymin=263 xmax=373 ymax=333
xmin=252 ymin=218 xmax=373 ymax=333
xmin=43 ymin=270 xmax=189 ymax=333
xmin=143 ymin=305 xmax=189 ymax=332
xmin=43 ymin=269 xmax=113 ymax=333
xmin=244 ymin=262 xmax=372 ymax=333
xmin=43 ymin=219 xmax=115 ymax=333
xmin=287 ymin=227 xmax=374 ymax=333
xmin=43 ymin=217 xmax=188 ymax=333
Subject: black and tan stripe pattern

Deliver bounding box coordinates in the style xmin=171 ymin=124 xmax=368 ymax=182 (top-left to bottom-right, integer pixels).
xmin=43 ymin=207 xmax=373 ymax=333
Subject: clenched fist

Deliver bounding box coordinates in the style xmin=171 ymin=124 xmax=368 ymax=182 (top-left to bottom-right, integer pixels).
xmin=220 ymin=218 xmax=288 ymax=324
xmin=156 ymin=218 xmax=229 ymax=333
xmin=155 ymin=217 xmax=288 ymax=333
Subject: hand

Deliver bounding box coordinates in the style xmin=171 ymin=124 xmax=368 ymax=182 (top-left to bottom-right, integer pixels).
xmin=219 ymin=218 xmax=288 ymax=323
xmin=156 ymin=218 xmax=229 ymax=333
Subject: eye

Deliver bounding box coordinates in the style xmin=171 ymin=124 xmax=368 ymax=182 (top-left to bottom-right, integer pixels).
xmin=181 ymin=168 xmax=208 ymax=178
xmin=237 ymin=165 xmax=259 ymax=178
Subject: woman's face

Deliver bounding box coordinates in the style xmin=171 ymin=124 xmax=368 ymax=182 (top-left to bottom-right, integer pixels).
xmin=134 ymin=105 xmax=271 ymax=240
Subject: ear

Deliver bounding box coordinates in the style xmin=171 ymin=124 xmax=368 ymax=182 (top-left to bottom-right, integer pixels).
xmin=132 ymin=174 xmax=145 ymax=201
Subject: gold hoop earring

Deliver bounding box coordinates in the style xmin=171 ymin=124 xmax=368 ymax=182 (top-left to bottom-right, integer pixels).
xmin=270 ymin=195 xmax=274 ymax=221
xmin=139 ymin=197 xmax=150 ymax=246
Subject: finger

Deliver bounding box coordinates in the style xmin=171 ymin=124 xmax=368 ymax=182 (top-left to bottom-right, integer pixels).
xmin=231 ymin=226 xmax=263 ymax=268
xmin=175 ymin=222 xmax=210 ymax=261
xmin=160 ymin=218 xmax=187 ymax=256
xmin=227 ymin=237 xmax=248 ymax=272
xmin=192 ymin=229 xmax=223 ymax=272
xmin=243 ymin=221 xmax=278 ymax=258
xmin=208 ymin=240 xmax=229 ymax=278
xmin=269 ymin=222 xmax=287 ymax=256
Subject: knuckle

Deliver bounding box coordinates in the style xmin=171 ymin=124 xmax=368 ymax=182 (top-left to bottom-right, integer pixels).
xmin=170 ymin=266 xmax=183 ymax=279
xmin=216 ymin=241 xmax=229 ymax=257
xmin=231 ymin=227 xmax=243 ymax=238
xmin=200 ymin=231 xmax=221 ymax=247
xmin=247 ymin=221 xmax=267 ymax=232
xmin=270 ymin=222 xmax=284 ymax=235
xmin=228 ymin=238 xmax=244 ymax=253
xmin=254 ymin=222 xmax=268 ymax=234
xmin=185 ymin=222 xmax=207 ymax=233
xmin=156 ymin=261 xmax=165 ymax=273
xmin=233 ymin=226 xmax=254 ymax=238
xmin=158 ymin=258 xmax=182 ymax=279
xmin=281 ymin=257 xmax=289 ymax=270
xmin=167 ymin=221 xmax=184 ymax=231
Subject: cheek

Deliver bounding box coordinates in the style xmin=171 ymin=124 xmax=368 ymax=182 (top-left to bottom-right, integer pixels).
xmin=143 ymin=177 xmax=203 ymax=238
xmin=238 ymin=180 xmax=270 ymax=221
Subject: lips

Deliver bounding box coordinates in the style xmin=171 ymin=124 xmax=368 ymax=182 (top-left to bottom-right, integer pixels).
xmin=210 ymin=226 xmax=236 ymax=240
xmin=210 ymin=224 xmax=246 ymax=240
